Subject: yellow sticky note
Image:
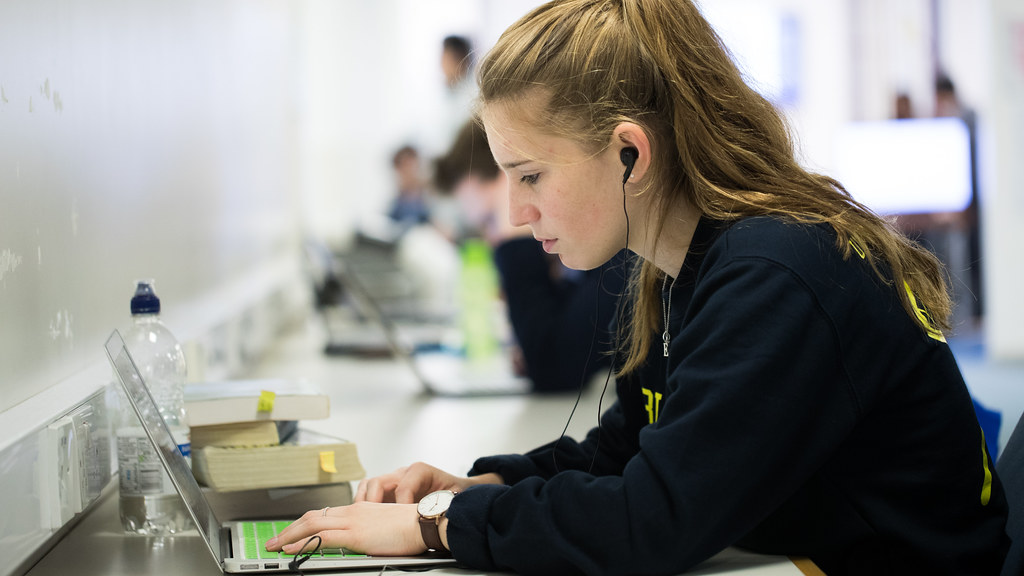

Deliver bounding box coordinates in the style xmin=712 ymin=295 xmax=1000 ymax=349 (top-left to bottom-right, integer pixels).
xmin=319 ymin=451 xmax=338 ymax=474
xmin=257 ymin=390 xmax=276 ymax=413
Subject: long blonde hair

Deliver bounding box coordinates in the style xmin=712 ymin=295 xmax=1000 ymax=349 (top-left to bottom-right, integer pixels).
xmin=477 ymin=0 xmax=952 ymax=374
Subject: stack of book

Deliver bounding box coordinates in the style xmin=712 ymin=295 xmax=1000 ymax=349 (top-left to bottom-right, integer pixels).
xmin=185 ymin=379 xmax=365 ymax=520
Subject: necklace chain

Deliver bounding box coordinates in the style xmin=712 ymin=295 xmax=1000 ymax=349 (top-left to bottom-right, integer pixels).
xmin=661 ymin=273 xmax=678 ymax=357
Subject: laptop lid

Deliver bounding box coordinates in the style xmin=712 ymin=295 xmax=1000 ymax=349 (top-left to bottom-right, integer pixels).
xmin=330 ymin=257 xmax=531 ymax=397
xmin=105 ymin=330 xmax=226 ymax=565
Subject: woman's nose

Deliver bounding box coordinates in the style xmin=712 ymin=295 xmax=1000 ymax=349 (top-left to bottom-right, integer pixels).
xmin=507 ymin=192 xmax=539 ymax=228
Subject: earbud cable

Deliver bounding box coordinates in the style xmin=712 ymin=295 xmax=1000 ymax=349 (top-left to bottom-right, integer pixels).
xmin=552 ymin=177 xmax=630 ymax=474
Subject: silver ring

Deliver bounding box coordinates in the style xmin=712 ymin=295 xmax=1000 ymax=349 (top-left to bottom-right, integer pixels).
xmin=322 ymin=507 xmax=329 ymax=517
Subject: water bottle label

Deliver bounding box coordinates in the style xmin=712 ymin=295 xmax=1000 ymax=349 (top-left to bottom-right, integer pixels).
xmin=178 ymin=441 xmax=192 ymax=469
xmin=117 ymin=427 xmax=178 ymax=496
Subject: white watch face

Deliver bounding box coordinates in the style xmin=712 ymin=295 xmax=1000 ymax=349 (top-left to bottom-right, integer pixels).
xmin=417 ymin=490 xmax=455 ymax=517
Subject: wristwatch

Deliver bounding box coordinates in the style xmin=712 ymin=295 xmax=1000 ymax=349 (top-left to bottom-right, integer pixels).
xmin=417 ymin=490 xmax=456 ymax=551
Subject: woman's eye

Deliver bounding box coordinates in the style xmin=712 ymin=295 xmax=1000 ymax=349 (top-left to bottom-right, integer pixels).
xmin=520 ymin=173 xmax=539 ymax=185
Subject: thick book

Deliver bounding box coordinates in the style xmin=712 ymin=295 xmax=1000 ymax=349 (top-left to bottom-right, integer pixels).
xmin=184 ymin=379 xmax=329 ymax=427
xmin=191 ymin=420 xmax=282 ymax=450
xmin=191 ymin=429 xmax=365 ymax=491
xmin=202 ymin=482 xmax=354 ymax=520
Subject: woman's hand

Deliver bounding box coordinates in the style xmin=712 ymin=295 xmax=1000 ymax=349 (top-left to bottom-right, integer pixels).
xmin=356 ymin=462 xmax=504 ymax=504
xmin=265 ymin=502 xmax=423 ymax=556
xmin=267 ymin=464 xmax=504 ymax=557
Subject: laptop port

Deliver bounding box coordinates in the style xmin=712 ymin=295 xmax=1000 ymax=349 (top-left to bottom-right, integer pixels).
xmin=264 ymin=563 xmax=280 ymax=569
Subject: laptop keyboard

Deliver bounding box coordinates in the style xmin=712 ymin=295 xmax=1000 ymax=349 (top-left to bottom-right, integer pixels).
xmin=240 ymin=520 xmax=367 ymax=560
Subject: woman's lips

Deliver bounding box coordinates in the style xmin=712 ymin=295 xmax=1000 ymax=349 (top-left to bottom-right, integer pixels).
xmin=540 ymin=238 xmax=557 ymax=253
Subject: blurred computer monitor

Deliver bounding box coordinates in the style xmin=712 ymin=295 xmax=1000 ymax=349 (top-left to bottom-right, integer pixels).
xmin=833 ymin=117 xmax=972 ymax=215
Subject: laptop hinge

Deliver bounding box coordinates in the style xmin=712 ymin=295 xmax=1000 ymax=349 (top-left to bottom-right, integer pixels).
xmin=221 ymin=525 xmax=234 ymax=559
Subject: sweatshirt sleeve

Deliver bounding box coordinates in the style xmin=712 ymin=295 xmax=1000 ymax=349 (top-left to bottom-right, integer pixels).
xmin=492 ymin=238 xmax=626 ymax=392
xmin=467 ymin=388 xmax=644 ymax=484
xmin=443 ymin=249 xmax=862 ymax=575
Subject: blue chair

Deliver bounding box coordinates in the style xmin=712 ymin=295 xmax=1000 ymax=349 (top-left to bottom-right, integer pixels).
xmin=998 ymin=411 xmax=1024 ymax=576
xmin=975 ymin=399 xmax=1002 ymax=461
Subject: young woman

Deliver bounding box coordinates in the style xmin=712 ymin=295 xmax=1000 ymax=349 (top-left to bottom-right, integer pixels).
xmin=268 ymin=1 xmax=1009 ymax=573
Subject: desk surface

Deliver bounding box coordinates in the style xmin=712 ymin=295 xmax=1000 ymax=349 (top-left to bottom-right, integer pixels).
xmin=25 ymin=484 xmax=818 ymax=576
xmin=24 ymin=323 xmax=822 ymax=576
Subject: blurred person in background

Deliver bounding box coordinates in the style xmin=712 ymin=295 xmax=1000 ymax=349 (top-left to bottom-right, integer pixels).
xmin=433 ymin=120 xmax=629 ymax=393
xmin=890 ymin=76 xmax=983 ymax=329
xmin=889 ymin=92 xmax=932 ymax=245
xmin=428 ymin=35 xmax=480 ymax=240
xmin=934 ymin=73 xmax=983 ymax=326
xmin=439 ymin=35 xmax=478 ymax=148
xmin=893 ymin=91 xmax=914 ymax=119
xmin=387 ymin=145 xmax=432 ymax=231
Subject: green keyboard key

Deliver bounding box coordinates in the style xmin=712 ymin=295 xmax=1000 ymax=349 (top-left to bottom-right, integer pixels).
xmin=240 ymin=520 xmax=367 ymax=560
xmin=242 ymin=522 xmax=259 ymax=560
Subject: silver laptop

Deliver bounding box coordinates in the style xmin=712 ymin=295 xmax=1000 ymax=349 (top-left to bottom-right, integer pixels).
xmin=325 ymin=250 xmax=532 ymax=397
xmin=104 ymin=330 xmax=458 ymax=573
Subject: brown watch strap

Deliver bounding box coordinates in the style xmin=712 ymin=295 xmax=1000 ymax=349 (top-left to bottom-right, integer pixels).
xmin=419 ymin=514 xmax=445 ymax=551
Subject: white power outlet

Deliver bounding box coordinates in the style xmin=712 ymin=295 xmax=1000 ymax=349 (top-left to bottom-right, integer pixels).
xmin=42 ymin=416 xmax=82 ymax=528
xmin=39 ymin=396 xmax=108 ymax=531
xmin=71 ymin=399 xmax=110 ymax=506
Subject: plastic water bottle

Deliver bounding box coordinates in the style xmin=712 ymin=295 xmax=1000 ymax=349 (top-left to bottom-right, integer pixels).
xmin=116 ymin=280 xmax=194 ymax=535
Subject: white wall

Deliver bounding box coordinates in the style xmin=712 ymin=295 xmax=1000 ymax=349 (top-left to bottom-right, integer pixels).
xmin=986 ymin=0 xmax=1024 ymax=359
xmin=0 ymin=0 xmax=303 ymax=417
xmin=0 ymin=1 xmax=307 ymax=571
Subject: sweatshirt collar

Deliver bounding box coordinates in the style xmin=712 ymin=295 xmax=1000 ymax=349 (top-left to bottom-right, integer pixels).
xmin=674 ymin=216 xmax=727 ymax=283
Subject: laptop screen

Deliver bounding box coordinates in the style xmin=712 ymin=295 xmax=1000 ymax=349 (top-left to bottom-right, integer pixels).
xmin=105 ymin=330 xmax=223 ymax=564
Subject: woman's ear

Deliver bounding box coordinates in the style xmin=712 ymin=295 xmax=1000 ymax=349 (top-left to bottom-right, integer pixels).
xmin=612 ymin=122 xmax=652 ymax=183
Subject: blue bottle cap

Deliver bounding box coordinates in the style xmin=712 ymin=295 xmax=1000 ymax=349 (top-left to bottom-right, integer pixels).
xmin=130 ymin=280 xmax=161 ymax=315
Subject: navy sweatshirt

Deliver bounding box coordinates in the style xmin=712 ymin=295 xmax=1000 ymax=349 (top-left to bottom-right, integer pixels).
xmin=492 ymin=238 xmax=629 ymax=392
xmin=446 ymin=217 xmax=1009 ymax=575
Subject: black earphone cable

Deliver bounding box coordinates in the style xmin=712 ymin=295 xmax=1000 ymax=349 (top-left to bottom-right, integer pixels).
xmin=551 ymin=264 xmax=607 ymax=474
xmin=588 ymin=178 xmax=631 ymax=474
xmin=552 ymin=171 xmax=631 ymax=475
xmin=288 ymin=535 xmax=323 ymax=575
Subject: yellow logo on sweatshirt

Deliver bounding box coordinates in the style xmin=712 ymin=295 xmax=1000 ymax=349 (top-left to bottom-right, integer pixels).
xmin=642 ymin=387 xmax=663 ymax=424
xmin=903 ymin=282 xmax=946 ymax=342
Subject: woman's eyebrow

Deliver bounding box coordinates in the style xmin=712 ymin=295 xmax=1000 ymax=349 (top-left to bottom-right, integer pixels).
xmin=499 ymin=159 xmax=530 ymax=170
